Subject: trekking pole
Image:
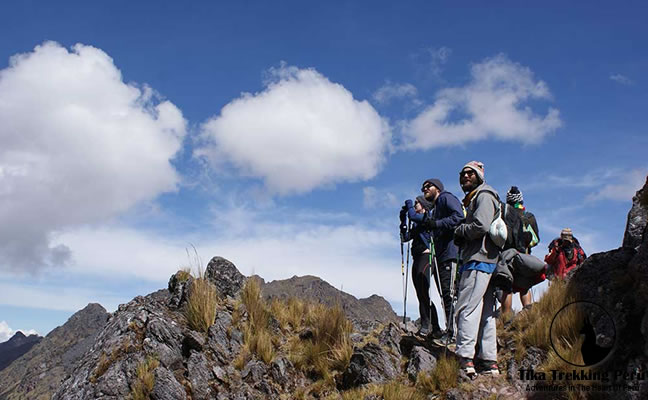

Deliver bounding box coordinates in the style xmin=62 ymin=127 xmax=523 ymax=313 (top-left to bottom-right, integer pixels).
xmin=401 ymin=230 xmax=406 ymax=325
xmin=429 ymin=237 xmax=446 ymax=332
xmin=444 ymin=252 xmax=461 ymax=356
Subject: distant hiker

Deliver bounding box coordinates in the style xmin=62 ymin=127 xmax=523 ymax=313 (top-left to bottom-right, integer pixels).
xmin=453 ymin=161 xmax=500 ymax=377
xmin=419 ymin=178 xmax=464 ymax=344
xmin=401 ymin=195 xmax=441 ymax=337
xmin=500 ymin=186 xmax=541 ymax=314
xmin=545 ymin=228 xmax=586 ymax=280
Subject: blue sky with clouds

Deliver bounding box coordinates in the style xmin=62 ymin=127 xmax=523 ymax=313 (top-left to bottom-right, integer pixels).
xmin=0 ymin=0 xmax=646 ymax=339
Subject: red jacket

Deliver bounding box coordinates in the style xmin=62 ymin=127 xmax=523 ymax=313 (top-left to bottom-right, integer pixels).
xmin=545 ymin=238 xmax=586 ymax=279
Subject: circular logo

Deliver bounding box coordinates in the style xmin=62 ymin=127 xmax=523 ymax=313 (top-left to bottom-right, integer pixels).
xmin=549 ymin=301 xmax=616 ymax=367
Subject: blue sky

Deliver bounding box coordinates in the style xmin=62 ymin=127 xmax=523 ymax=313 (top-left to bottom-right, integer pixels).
xmin=0 ymin=1 xmax=646 ymax=339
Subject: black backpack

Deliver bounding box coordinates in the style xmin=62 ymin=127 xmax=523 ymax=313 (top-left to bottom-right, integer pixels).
xmin=502 ymin=203 xmax=527 ymax=252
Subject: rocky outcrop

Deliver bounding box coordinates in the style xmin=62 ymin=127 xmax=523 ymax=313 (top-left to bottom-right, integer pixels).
xmin=0 ymin=303 xmax=108 ymax=400
xmin=0 ymin=331 xmax=42 ymax=371
xmin=569 ymin=181 xmax=647 ymax=397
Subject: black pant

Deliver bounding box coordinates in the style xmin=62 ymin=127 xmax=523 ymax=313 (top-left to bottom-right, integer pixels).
xmin=433 ymin=260 xmax=455 ymax=331
xmin=412 ymin=252 xmax=440 ymax=331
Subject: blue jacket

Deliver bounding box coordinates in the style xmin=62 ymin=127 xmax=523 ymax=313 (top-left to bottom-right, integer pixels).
xmin=424 ymin=191 xmax=464 ymax=263
xmin=402 ymin=209 xmax=431 ymax=256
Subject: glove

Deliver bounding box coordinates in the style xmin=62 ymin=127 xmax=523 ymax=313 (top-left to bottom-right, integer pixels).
xmin=453 ymin=227 xmax=464 ymax=247
xmin=405 ymin=199 xmax=413 ymax=209
xmin=400 ymin=225 xmax=408 ymax=242
xmin=399 ymin=206 xmax=407 ymax=223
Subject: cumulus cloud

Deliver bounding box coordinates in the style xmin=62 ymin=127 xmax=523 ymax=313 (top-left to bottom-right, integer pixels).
xmin=0 ymin=321 xmax=38 ymax=342
xmin=372 ymin=81 xmax=418 ymax=104
xmin=401 ymin=54 xmax=562 ymax=149
xmin=0 ymin=42 xmax=186 ymax=273
xmin=610 ymin=74 xmax=634 ymax=86
xmin=196 ymin=64 xmax=391 ymax=195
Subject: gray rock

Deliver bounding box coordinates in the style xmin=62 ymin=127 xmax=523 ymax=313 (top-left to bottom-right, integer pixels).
xmin=205 ymin=256 xmax=246 ymax=299
xmin=377 ymin=322 xmax=401 ymax=355
xmin=406 ymin=346 xmax=437 ymax=381
xmin=168 ymin=271 xmax=194 ymax=309
xmin=208 ymin=311 xmax=239 ymax=364
xmin=212 ymin=365 xmax=227 ymax=382
xmin=151 ymin=367 xmax=186 ymax=400
xmin=183 ymin=330 xmax=205 ymax=352
xmin=340 ymin=342 xmax=400 ymax=389
xmin=623 ymin=179 xmax=647 ymax=251
xmin=241 ymin=360 xmax=266 ymax=382
xmin=270 ymin=357 xmax=292 ymax=387
xmin=187 ymin=351 xmax=213 ymax=400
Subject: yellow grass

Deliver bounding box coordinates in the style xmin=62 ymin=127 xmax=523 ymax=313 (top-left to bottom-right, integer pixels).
xmin=238 ymin=278 xmax=276 ymax=363
xmin=513 ymin=279 xmax=579 ymax=360
xmin=130 ymin=356 xmax=159 ymax=400
xmin=289 ymin=302 xmax=353 ymax=379
xmin=416 ymin=355 xmax=459 ymax=393
xmin=185 ymin=277 xmax=217 ymax=333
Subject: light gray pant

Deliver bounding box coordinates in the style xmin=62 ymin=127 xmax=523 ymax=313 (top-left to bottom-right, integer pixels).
xmin=455 ymin=269 xmax=497 ymax=361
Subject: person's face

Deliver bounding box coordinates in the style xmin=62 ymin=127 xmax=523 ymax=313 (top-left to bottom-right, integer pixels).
xmin=421 ymin=183 xmax=439 ymax=200
xmin=459 ymin=168 xmax=479 ymax=192
xmin=414 ymin=201 xmax=425 ymax=214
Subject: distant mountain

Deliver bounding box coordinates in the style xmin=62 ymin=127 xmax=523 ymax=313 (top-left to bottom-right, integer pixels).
xmin=0 ymin=303 xmax=109 ymax=400
xmin=0 ymin=331 xmax=42 ymax=371
xmin=258 ymin=274 xmax=398 ymax=325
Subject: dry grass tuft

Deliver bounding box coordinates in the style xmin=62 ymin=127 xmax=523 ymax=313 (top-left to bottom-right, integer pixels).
xmin=185 ymin=277 xmax=217 ymax=333
xmin=289 ymin=302 xmax=353 ymax=379
xmin=512 ymin=279 xmax=579 ymax=360
xmin=130 ymin=356 xmax=159 ymax=400
xmin=175 ymin=267 xmax=192 ymax=283
xmin=416 ymin=355 xmax=459 ymax=393
xmin=238 ymin=278 xmax=276 ymax=363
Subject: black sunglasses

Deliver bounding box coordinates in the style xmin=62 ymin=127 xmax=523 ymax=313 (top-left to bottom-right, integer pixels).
xmin=421 ymin=184 xmax=433 ymax=192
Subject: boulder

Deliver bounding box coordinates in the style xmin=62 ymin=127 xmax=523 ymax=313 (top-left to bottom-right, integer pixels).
xmin=205 ymin=256 xmax=246 ymax=299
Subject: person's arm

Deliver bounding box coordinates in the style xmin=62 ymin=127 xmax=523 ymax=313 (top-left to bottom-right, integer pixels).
xmin=406 ymin=202 xmax=425 ymax=223
xmin=430 ymin=194 xmax=465 ymax=231
xmin=454 ymin=192 xmax=496 ymax=240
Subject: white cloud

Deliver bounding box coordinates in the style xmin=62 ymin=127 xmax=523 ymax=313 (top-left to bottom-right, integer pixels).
xmin=363 ymin=186 xmax=400 ymax=209
xmin=196 ymin=64 xmax=391 ymax=195
xmin=609 ymin=74 xmax=634 ymax=86
xmin=372 ymin=81 xmax=418 ymax=104
xmin=0 ymin=321 xmax=39 ymax=342
xmin=401 ymin=54 xmax=562 ymax=150
xmin=0 ymin=42 xmax=186 ymax=273
xmin=586 ymin=169 xmax=646 ymax=202
xmin=39 ymin=205 xmax=412 ymax=312
xmin=411 ymin=46 xmax=452 ymax=80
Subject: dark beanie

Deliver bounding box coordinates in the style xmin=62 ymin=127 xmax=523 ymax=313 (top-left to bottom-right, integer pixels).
xmin=415 ymin=195 xmax=434 ymax=211
xmin=423 ymin=178 xmax=444 ymax=192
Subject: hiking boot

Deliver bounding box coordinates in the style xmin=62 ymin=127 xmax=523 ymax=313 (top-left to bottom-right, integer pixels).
xmin=477 ymin=359 xmax=500 ymax=376
xmin=431 ymin=332 xmax=453 ymax=348
xmin=459 ymin=357 xmax=476 ymax=376
xmin=431 ymin=329 xmax=446 ymax=339
xmin=416 ymin=325 xmax=432 ymax=337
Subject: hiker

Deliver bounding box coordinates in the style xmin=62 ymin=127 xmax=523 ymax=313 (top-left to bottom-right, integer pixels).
xmin=419 ymin=178 xmax=464 ymax=343
xmin=452 ymin=161 xmax=500 ymax=377
xmin=500 ymin=186 xmax=541 ymax=314
xmin=545 ymin=228 xmax=586 ymax=280
xmin=400 ymin=196 xmax=443 ymax=337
